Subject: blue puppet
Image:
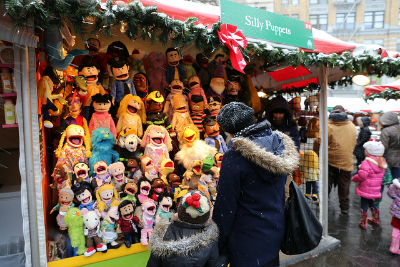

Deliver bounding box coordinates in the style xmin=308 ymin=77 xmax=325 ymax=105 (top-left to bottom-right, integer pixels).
xmin=89 ymin=128 xmax=119 ymax=174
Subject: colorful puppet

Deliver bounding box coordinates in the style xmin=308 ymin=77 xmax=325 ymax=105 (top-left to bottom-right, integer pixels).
xmin=50 ymin=164 xmax=71 ymax=190
xmin=116 ymin=94 xmax=146 ymax=137
xmin=176 ymin=122 xmax=201 ymax=149
xmin=96 ymin=184 xmax=119 ymax=217
xmin=133 ymin=73 xmax=149 ymax=101
xmin=136 ymin=177 xmax=152 ymax=204
xmin=155 ymin=192 xmax=174 ymax=224
xmin=129 ymin=48 xmax=146 ymax=77
xmin=117 ymin=200 xmax=140 ymax=248
xmin=56 ymin=125 xmax=91 ymax=172
xmin=125 ymin=157 xmax=142 ymax=183
xmin=89 ymin=127 xmax=119 ymax=172
xmin=146 ymin=51 xmax=168 ymax=97
xmin=182 ymin=54 xmax=197 ymax=80
xmin=100 ymin=206 xmax=120 ymax=249
xmin=187 ymin=75 xmax=207 ymax=104
xmin=163 ymin=78 xmax=188 ymax=119
xmin=88 ymin=93 xmax=116 ymax=137
xmin=109 ymin=56 xmax=137 ymax=106
xmin=109 ymin=162 xmax=130 ymax=193
xmin=72 ymin=182 xmax=95 ymax=211
xmin=182 ymin=160 xmax=203 ymax=190
xmin=145 ymin=91 xmax=172 ymax=132
xmin=206 ymin=95 xmax=222 ymax=117
xmin=189 ymin=95 xmax=206 ymax=134
xmin=206 ymin=60 xmax=226 ymax=104
xmin=140 ymin=155 xmax=158 ymax=181
xmin=170 ymin=94 xmax=194 ymax=133
xmin=141 ymin=125 xmax=173 ymax=171
xmin=71 ymin=162 xmax=90 ymax=184
xmin=60 ymin=95 xmax=90 ymax=137
xmin=137 ymin=198 xmax=157 ymax=246
xmin=165 ymin=47 xmax=187 ymax=84
xmin=160 ymin=157 xmax=175 ymax=188
xmin=203 ymin=117 xmax=227 ymax=154
xmin=64 ymin=208 xmax=86 ymax=255
xmin=50 ymin=187 xmax=75 ymax=230
xmin=81 ymin=208 xmax=107 ymax=257
xmin=150 ymin=177 xmax=166 ymax=202
xmin=117 ymin=128 xmax=142 ymax=171
xmin=120 ymin=182 xmax=138 ymax=204
xmin=91 ymin=161 xmax=112 ymax=191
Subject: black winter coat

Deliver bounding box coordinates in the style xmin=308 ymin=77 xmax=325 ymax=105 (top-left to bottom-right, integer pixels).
xmin=353 ymin=117 xmax=371 ymax=159
xmin=146 ymin=217 xmax=219 ymax=267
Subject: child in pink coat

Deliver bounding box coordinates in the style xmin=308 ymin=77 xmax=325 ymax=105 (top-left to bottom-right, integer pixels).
xmin=352 ymin=141 xmax=387 ymax=229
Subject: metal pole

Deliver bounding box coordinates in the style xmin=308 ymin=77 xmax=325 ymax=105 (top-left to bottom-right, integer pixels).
xmin=319 ymin=66 xmax=329 ymax=237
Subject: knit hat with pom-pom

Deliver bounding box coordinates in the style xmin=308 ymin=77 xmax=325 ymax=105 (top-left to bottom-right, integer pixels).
xmin=178 ymin=190 xmax=211 ymax=225
xmin=363 ymin=141 xmax=385 ymax=157
xmin=217 ymin=102 xmax=255 ymax=134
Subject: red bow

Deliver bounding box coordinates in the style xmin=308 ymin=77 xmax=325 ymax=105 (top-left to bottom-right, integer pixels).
xmin=218 ymin=23 xmax=248 ymax=74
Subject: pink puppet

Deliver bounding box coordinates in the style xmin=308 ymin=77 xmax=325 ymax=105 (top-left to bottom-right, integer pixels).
xmin=141 ymin=125 xmax=172 ymax=172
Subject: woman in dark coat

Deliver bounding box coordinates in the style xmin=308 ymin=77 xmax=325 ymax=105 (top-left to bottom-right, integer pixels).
xmin=354 ymin=116 xmax=371 ymax=167
xmin=213 ymin=102 xmax=299 ymax=267
xmin=380 ymin=112 xmax=400 ymax=178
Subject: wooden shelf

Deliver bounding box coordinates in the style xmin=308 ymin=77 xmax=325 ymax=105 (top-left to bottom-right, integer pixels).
xmin=0 ymin=64 xmax=14 ymax=68
xmin=2 ymin=124 xmax=18 ymax=128
xmin=0 ymin=93 xmax=17 ymax=98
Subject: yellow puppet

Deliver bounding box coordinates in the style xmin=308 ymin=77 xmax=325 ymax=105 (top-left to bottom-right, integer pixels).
xmin=96 ymin=184 xmax=119 ymax=216
xmin=116 ymin=94 xmax=146 ymax=137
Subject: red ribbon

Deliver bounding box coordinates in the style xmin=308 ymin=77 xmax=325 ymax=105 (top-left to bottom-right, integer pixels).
xmin=218 ymin=23 xmax=248 ymax=74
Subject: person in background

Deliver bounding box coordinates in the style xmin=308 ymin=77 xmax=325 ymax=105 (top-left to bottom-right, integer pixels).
xmin=379 ymin=111 xmax=400 ymax=180
xmin=328 ymin=105 xmax=357 ymax=214
xmin=213 ymin=102 xmax=299 ymax=267
xmin=353 ymin=116 xmax=372 ymax=168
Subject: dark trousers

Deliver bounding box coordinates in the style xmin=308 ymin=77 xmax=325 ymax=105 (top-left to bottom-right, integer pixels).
xmin=44 ymin=98 xmax=58 ymax=121
xmin=361 ymin=197 xmax=378 ymax=213
xmin=123 ymin=231 xmax=139 ymax=244
xmin=306 ymin=181 xmax=319 ymax=195
xmin=391 ymin=167 xmax=400 ymax=179
xmin=86 ymin=236 xmax=102 ymax=248
xmin=328 ymin=165 xmax=351 ymax=211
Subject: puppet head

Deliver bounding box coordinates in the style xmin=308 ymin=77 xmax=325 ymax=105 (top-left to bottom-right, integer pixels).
xmin=93 ymin=161 xmax=108 ymax=176
xmin=116 ymin=94 xmax=146 ymax=122
xmin=131 ymin=48 xmax=146 ymax=61
xmin=85 ymin=38 xmax=100 ymax=56
xmin=160 ymin=158 xmax=174 ymax=185
xmin=133 ymin=73 xmax=148 ymax=93
xmin=91 ymin=127 xmax=116 ymax=151
xmin=64 ymin=208 xmax=86 ymax=255
xmin=177 ymin=122 xmax=200 ymax=146
xmin=96 ymin=184 xmax=119 ymax=212
xmin=118 ymin=200 xmax=135 ymax=221
xmin=78 ymin=63 xmax=99 ymax=85
xmin=214 ymin=153 xmax=223 ymax=167
xmin=65 ymin=94 xmax=82 ymax=117
xmin=190 ymin=95 xmax=204 ymax=113
xmin=57 ymin=125 xmax=91 ymax=157
xmin=196 ymin=53 xmax=209 ymax=69
xmin=106 ymin=41 xmax=129 ymax=58
xmin=169 ymin=79 xmax=184 ymax=92
xmin=121 ymin=182 xmax=138 ymax=198
xmin=141 ymin=198 xmax=156 ymax=217
xmin=178 ymin=190 xmax=211 ymax=225
xmin=165 ymin=48 xmax=181 ymax=67
xmin=52 ymin=164 xmax=69 ymax=184
xmin=145 ymin=91 xmax=164 ymax=113
xmin=140 ymin=155 xmax=157 ymax=178
xmin=141 ymin=125 xmax=172 ymax=151
xmin=300 ymin=151 xmax=319 ymax=169
xmin=59 ymin=187 xmax=74 ymax=206
xmin=118 ymin=128 xmax=141 ymax=152
xmin=207 ymin=96 xmax=222 ymax=115
xmin=227 ymin=81 xmax=241 ymax=96
xmin=175 ymin=140 xmax=217 ymax=170
xmin=202 ymin=154 xmax=214 ymax=172
xmin=104 ymin=206 xmax=119 ymax=225
xmin=91 ymin=93 xmax=112 ymax=113
xmin=108 ymin=162 xmax=125 ymax=183
xmin=151 ymin=177 xmax=165 ymax=195
xmin=157 ymin=192 xmax=174 ymax=213
xmin=171 ymin=94 xmax=187 ymax=113
xmin=72 ymin=182 xmax=93 ymax=205
xmin=137 ymin=177 xmax=151 ymax=196
xmin=167 ymin=173 xmax=181 ymax=187
xmin=183 ymin=54 xmax=194 ymax=66
xmin=108 ymin=56 xmax=129 ymax=80
xmin=188 ymin=75 xmax=201 ymax=89
xmin=203 ymin=117 xmax=220 ymax=138
xmin=210 ymin=60 xmax=225 ymax=95
xmin=127 ymin=157 xmax=140 ymax=183
xmin=81 ymin=208 xmax=101 ymax=230
xmin=190 ymin=160 xmax=203 ymax=176
xmin=73 ymin=162 xmax=90 ymax=182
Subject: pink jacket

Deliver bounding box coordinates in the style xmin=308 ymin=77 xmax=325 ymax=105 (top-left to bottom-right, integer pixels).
xmin=188 ymin=86 xmax=207 ymax=104
xmin=351 ymin=156 xmax=387 ymax=199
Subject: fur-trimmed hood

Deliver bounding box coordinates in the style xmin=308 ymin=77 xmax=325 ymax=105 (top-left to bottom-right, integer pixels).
xmin=231 ymin=120 xmax=299 ymax=178
xmin=149 ymin=215 xmax=219 ymax=258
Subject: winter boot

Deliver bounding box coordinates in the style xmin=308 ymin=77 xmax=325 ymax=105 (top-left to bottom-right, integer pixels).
xmin=367 ymin=209 xmax=380 ymax=226
xmin=390 ymin=235 xmax=400 ymax=255
xmin=359 ymin=210 xmax=368 ymax=230
xmin=305 ymin=193 xmax=311 ymax=200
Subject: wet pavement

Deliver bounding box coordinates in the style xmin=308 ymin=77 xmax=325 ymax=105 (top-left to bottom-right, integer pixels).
xmin=290 ymin=181 xmax=400 ymax=267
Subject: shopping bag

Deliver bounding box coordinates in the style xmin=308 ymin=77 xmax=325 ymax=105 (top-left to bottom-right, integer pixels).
xmin=281 ymin=181 xmax=323 ymax=255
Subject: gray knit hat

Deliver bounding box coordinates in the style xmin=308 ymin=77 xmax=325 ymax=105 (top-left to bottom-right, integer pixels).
xmin=217 ymin=102 xmax=255 ymax=134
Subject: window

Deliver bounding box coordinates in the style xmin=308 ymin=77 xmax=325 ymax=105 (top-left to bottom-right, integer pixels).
xmin=398 ymin=10 xmax=400 ymax=27
xmin=292 ymin=14 xmax=299 ymax=20
xmin=310 ymin=0 xmax=327 ymax=4
xmin=292 ymin=0 xmax=299 ymax=5
xmin=364 ymin=11 xmax=384 ymax=29
xmin=282 ymin=0 xmax=289 ymax=5
xmin=336 ymin=13 xmax=355 ymax=30
xmin=397 ymin=39 xmax=400 ymax=51
xmin=310 ymin=14 xmax=327 ymax=31
xmin=259 ymin=6 xmax=266 ymax=10
xmin=364 ymin=39 xmax=384 ymax=47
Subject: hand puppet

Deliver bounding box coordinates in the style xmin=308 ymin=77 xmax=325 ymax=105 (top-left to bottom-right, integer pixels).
xmin=96 ymin=184 xmax=119 ymax=217
xmin=81 ymin=208 xmax=107 ymax=257
xmin=145 ymin=91 xmax=172 ymax=132
xmin=133 ymin=72 xmax=149 ymax=101
xmin=120 ymin=182 xmax=138 ymax=205
xmin=109 ymin=162 xmax=130 ymax=193
xmin=64 ymin=208 xmax=86 ymax=255
xmin=187 ymin=75 xmax=207 ymax=104
xmin=117 ymin=200 xmax=140 ymax=248
xmin=135 ymin=177 xmax=152 ymax=204
xmin=203 ymin=117 xmax=227 ymax=154
xmin=100 ymin=206 xmax=120 ymax=249
xmin=71 ymin=182 xmax=95 ymax=211
xmin=194 ymin=53 xmax=211 ymax=90
xmin=50 ymin=164 xmax=71 ymax=190
xmin=206 ymin=95 xmax=222 ymax=117
xmin=109 ymin=56 xmax=137 ymax=106
xmin=306 ymin=116 xmax=320 ymax=138
xmin=165 ymin=47 xmax=187 ymax=84
xmin=288 ymin=96 xmax=301 ymax=115
xmin=206 ymin=60 xmax=226 ymax=104
xmin=160 ymin=157 xmax=175 ymax=188
xmin=137 ymin=198 xmax=157 ymax=246
xmin=117 ymin=128 xmax=142 ymax=171
xmin=60 ymin=94 xmax=90 ymax=137
xmin=170 ymin=94 xmax=194 ymax=133
xmin=116 ymin=94 xmax=146 ymax=137
xmin=147 ymin=51 xmax=168 ymax=97
xmin=176 ymin=122 xmax=200 ymax=149
xmin=88 ymin=93 xmax=116 ymax=137
xmin=91 ymin=161 xmax=112 ymax=191
xmin=140 ymin=155 xmax=158 ymax=181
xmin=129 ymin=48 xmax=146 ymax=77
xmin=150 ymin=177 xmax=166 ymax=203
xmin=125 ymin=157 xmax=142 ymax=183
xmin=142 ymin=125 xmax=172 ymax=171
xmin=182 ymin=160 xmax=203 ymax=190
xmin=71 ymin=162 xmax=90 ymax=184
xmin=89 ymin=127 xmax=119 ymax=172
xmin=189 ymin=95 xmax=206 ymax=134
xmin=155 ymin=192 xmax=174 ymax=224
xmin=56 ymin=125 xmax=91 ymax=172
xmin=50 ymin=187 xmax=75 ymax=230
xmin=182 ymin=54 xmax=196 ymax=80
xmin=163 ymin=78 xmax=188 ymax=119
xmin=298 ymin=116 xmax=308 ymax=143
xmin=304 ymin=93 xmax=320 ymax=112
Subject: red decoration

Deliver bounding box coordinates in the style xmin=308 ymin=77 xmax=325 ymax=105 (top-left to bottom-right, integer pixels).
xmin=186 ymin=196 xmax=193 ymax=206
xmin=192 ymin=193 xmax=201 ymax=201
xmin=192 ymin=201 xmax=200 ymax=209
xmin=218 ymin=23 xmax=247 ymax=74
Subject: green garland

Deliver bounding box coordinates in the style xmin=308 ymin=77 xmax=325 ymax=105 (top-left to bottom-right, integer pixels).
xmin=4 ymin=0 xmax=400 ymax=90
xmin=363 ymin=89 xmax=400 ymax=101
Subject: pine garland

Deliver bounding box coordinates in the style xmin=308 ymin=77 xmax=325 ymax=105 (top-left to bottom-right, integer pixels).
xmin=364 ymin=89 xmax=400 ymax=101
xmin=4 ymin=0 xmax=400 ymax=92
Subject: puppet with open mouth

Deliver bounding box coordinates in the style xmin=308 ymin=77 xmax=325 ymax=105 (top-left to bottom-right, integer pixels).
xmin=108 ymin=162 xmax=130 ymax=193
xmin=160 ymin=158 xmax=176 ymax=189
xmin=204 ymin=117 xmax=228 ymax=154
xmin=170 ymin=93 xmax=194 ymax=134
xmin=116 ymin=94 xmax=146 ymax=137
xmin=72 ymin=181 xmax=95 ymax=211
xmin=135 ymin=177 xmax=152 ymax=204
xmin=150 ymin=177 xmax=166 ymax=203
xmin=56 ymin=125 xmax=91 ymax=172
xmin=188 ymin=75 xmax=207 ymax=106
xmin=137 ymin=198 xmax=157 ymax=246
xmin=89 ymin=93 xmax=117 ymax=137
xmin=140 ymin=155 xmax=158 ymax=181
xmin=100 ymin=206 xmax=120 ymax=249
xmin=91 ymin=161 xmax=112 ymax=192
xmin=120 ymin=182 xmax=138 ymax=205
xmin=141 ymin=125 xmax=173 ymax=172
xmin=72 ymin=162 xmax=90 ymax=184
xmin=50 ymin=163 xmax=71 ymax=190
xmin=117 ymin=200 xmax=140 ymax=248
xmin=155 ymin=192 xmax=174 ymax=224
xmin=163 ymin=77 xmax=188 ymax=119
xmin=182 ymin=160 xmax=204 ymax=191
xmin=50 ymin=187 xmax=75 ymax=230
xmin=96 ymin=184 xmax=119 ymax=217
xmin=165 ymin=47 xmax=187 ymax=85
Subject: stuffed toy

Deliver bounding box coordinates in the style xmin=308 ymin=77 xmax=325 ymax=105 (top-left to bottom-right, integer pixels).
xmin=64 ymin=208 xmax=86 ymax=255
xmin=91 ymin=161 xmax=112 ymax=191
xmin=206 ymin=60 xmax=226 ymax=104
xmin=109 ymin=162 xmax=131 ymax=193
xmin=117 ymin=128 xmax=143 ymax=170
xmin=165 ymin=47 xmax=187 ymax=84
xmin=101 ymin=41 xmax=130 ymax=85
xmin=176 ymin=122 xmax=201 ymax=149
xmin=88 ymin=93 xmax=116 ymax=137
xmin=116 ymin=94 xmax=146 ymax=137
xmin=160 ymin=157 xmax=175 ymax=188
xmin=56 ymin=125 xmax=91 ymax=172
xmin=167 ymin=173 xmax=181 ymax=194
xmin=150 ymin=177 xmax=166 ymax=203
xmin=194 ymin=53 xmax=212 ymax=91
xmin=170 ymin=94 xmax=194 ymax=133
xmin=50 ymin=187 xmax=75 ymax=230
xmin=164 ymin=77 xmax=188 ymax=119
xmin=136 ymin=177 xmax=152 ymax=204
xmin=188 ymin=75 xmax=207 ymax=104
xmin=155 ymin=192 xmax=174 ymax=224
xmin=145 ymin=91 xmax=172 ymax=132
xmin=71 ymin=162 xmax=90 ymax=184
xmin=206 ymin=95 xmax=222 ymax=117
xmin=96 ymin=184 xmax=119 ymax=217
xmin=182 ymin=160 xmax=203 ymax=190
xmin=304 ymin=93 xmax=320 ymax=112
xmin=140 ymin=155 xmax=158 ymax=181
xmin=77 ymin=37 xmax=102 ymax=71
xmin=129 ymin=48 xmax=146 ymax=78
xmin=44 ymin=22 xmax=88 ymax=71
xmin=89 ymin=127 xmax=119 ymax=172
xmin=146 ymin=51 xmax=168 ymax=97
xmin=298 ymin=116 xmax=308 ymax=144
xmin=81 ymin=208 xmax=107 ymax=257
xmin=100 ymin=206 xmax=120 ymax=249
xmin=182 ymin=54 xmax=197 ymax=80
xmin=38 ymin=67 xmax=64 ymax=128
xmin=289 ymin=96 xmax=301 ymax=115
xmin=203 ymin=117 xmax=228 ymax=154
xmin=133 ymin=73 xmax=149 ymax=101
xmin=125 ymin=157 xmax=142 ymax=183
xmin=198 ymin=173 xmax=212 ymax=201
xmin=120 ymin=182 xmax=138 ymax=204
xmin=214 ymin=153 xmax=223 ymax=169
xmin=189 ymin=95 xmax=206 ymax=135
xmin=109 ymin=56 xmax=137 ymax=107
xmin=78 ymin=63 xmax=107 ymax=121
xmin=306 ymin=116 xmax=320 ymax=139
xmin=60 ymin=95 xmax=90 ymax=138
xmin=301 ymin=151 xmax=320 ymax=203
xmin=117 ymin=200 xmax=140 ymax=247
xmin=50 ymin=164 xmax=71 ymax=190
xmin=136 ymin=198 xmax=157 ymax=246
xmin=202 ymin=154 xmax=219 ymax=192
xmin=141 ymin=125 xmax=173 ymax=171
xmin=71 ymin=182 xmax=95 ymax=211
